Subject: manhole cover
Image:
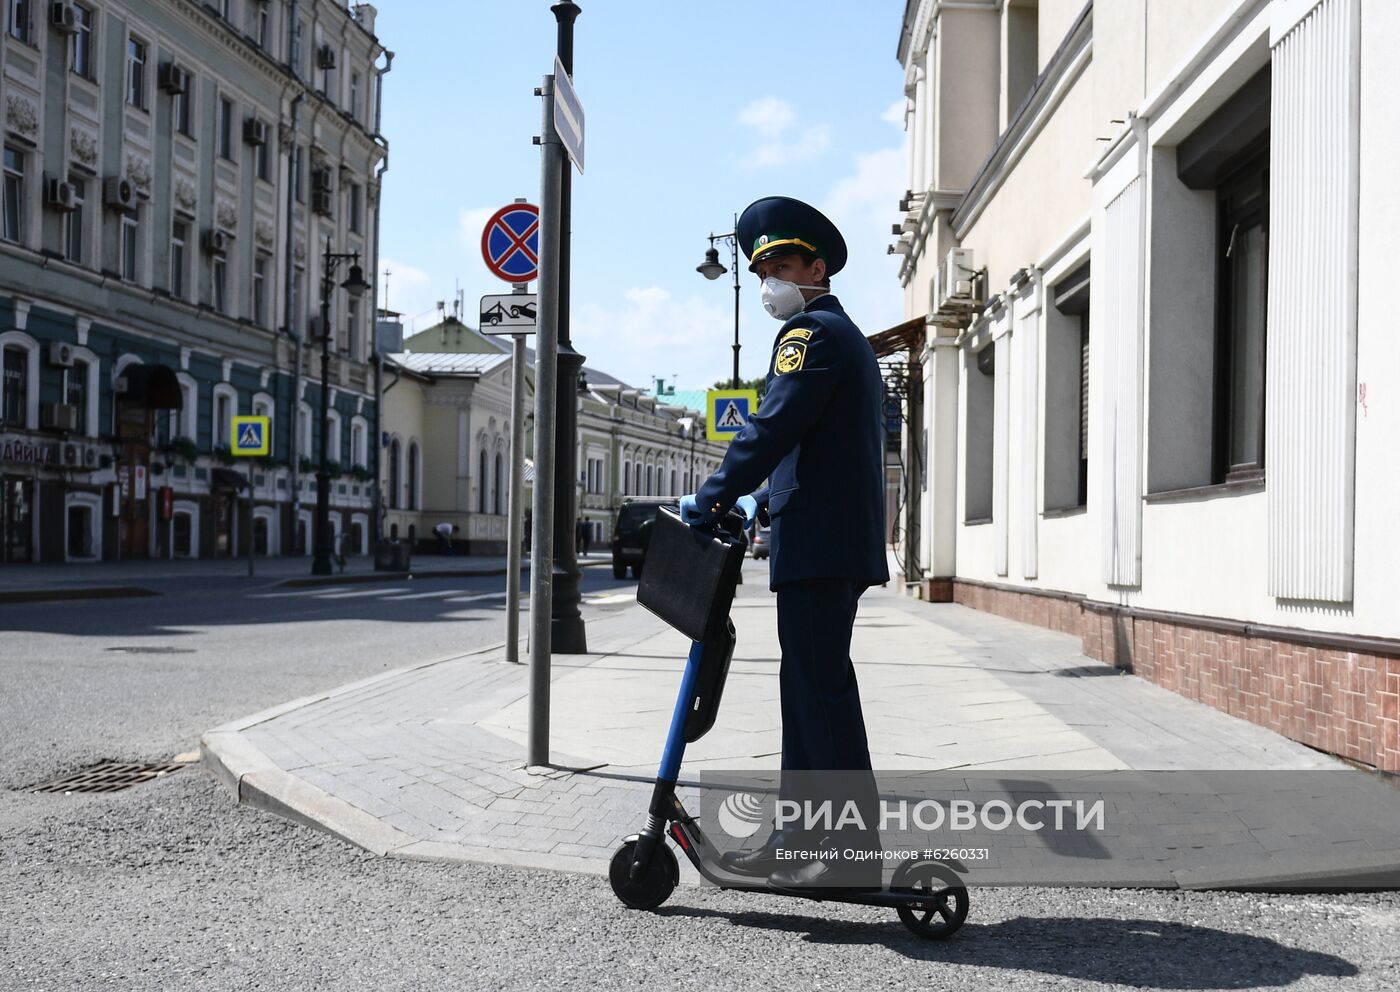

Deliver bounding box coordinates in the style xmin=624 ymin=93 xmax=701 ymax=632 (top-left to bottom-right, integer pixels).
xmin=105 ymin=646 xmax=196 ymax=654
xmin=30 ymin=762 xmax=188 ymax=794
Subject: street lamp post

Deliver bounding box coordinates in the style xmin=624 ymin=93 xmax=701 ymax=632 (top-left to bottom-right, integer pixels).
xmin=697 ymin=215 xmax=741 ymax=389
xmin=311 ymin=236 xmax=371 ymax=576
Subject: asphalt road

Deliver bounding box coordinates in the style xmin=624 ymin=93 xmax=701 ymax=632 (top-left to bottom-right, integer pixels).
xmin=2 ymin=560 xmax=1399 ymax=990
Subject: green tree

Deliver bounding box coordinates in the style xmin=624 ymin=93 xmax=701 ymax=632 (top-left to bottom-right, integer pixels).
xmin=712 ymin=376 xmax=767 ymax=402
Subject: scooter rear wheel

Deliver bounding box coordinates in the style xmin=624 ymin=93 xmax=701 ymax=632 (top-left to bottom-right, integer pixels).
xmin=609 ymin=839 xmax=678 ymax=910
xmin=894 ymin=862 xmax=969 ymax=940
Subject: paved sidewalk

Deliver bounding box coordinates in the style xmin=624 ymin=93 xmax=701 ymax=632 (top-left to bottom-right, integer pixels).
xmin=200 ymin=573 xmax=1367 ymax=888
xmin=0 ymin=550 xmax=612 ymax=602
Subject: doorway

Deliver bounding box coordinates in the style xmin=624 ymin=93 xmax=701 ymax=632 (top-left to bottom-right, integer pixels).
xmin=1 ymin=476 xmax=34 ymax=563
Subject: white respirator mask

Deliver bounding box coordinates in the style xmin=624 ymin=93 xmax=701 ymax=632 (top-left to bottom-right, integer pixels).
xmin=760 ymin=276 xmax=826 ymax=321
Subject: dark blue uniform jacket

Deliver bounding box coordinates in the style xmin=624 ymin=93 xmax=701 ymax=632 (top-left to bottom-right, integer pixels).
xmin=697 ymin=295 xmax=890 ymax=590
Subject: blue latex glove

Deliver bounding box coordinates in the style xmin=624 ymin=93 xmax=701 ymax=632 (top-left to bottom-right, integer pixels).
xmin=735 ymin=494 xmax=758 ymax=524
xmin=679 ymin=493 xmax=711 ymax=526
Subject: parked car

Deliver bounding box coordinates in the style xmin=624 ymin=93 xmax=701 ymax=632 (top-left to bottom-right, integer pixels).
xmin=749 ymin=523 xmax=770 ymax=559
xmin=611 ymin=497 xmax=678 ymax=579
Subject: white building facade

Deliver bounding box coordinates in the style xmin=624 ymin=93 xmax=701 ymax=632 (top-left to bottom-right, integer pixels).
xmin=893 ymin=0 xmax=1400 ymax=773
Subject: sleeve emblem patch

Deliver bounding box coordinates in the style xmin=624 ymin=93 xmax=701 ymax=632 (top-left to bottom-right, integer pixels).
xmin=774 ymin=341 xmax=807 ymax=375
xmin=779 ymin=327 xmax=814 ymax=343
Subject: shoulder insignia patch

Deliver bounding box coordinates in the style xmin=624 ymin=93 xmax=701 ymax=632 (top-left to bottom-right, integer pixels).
xmin=774 ymin=341 xmax=807 ymax=375
xmin=780 ymin=327 xmax=814 ymax=343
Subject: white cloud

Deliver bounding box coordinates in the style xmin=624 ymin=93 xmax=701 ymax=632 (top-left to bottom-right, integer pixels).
xmin=736 ymin=96 xmax=831 ymax=170
xmin=377 ymin=257 xmax=438 ymax=326
xmin=737 ymin=96 xmax=795 ymax=139
xmin=573 ymin=286 xmax=740 ymax=389
xmin=457 ymin=206 xmax=496 ymax=252
xmin=819 ymin=146 xmax=907 ymax=334
xmin=882 ymin=99 xmax=908 ymax=127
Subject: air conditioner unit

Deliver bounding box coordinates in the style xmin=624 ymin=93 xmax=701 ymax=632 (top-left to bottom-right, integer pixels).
xmin=317 ymin=44 xmax=336 ymax=70
xmin=933 ymin=248 xmax=980 ymax=313
xmin=82 ymin=444 xmax=99 ymax=469
xmin=44 ymin=176 xmax=77 ymax=212
xmin=158 ymin=62 xmax=191 ymax=95
xmin=242 ymin=117 xmax=267 ymax=146
xmin=47 ymin=341 xmax=74 ymax=367
xmin=103 ymin=175 xmax=137 ymax=211
xmin=44 ymin=404 xmax=80 ymax=433
xmin=49 ymin=1 xmax=79 ymax=35
xmin=202 ymin=228 xmax=229 ymax=255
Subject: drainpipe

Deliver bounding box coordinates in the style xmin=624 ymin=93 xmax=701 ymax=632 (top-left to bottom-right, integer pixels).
xmin=369 ymin=49 xmax=394 ymax=546
xmin=286 ymin=1 xmax=305 ymax=534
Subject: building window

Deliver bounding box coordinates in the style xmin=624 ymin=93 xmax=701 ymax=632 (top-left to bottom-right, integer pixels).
xmin=170 ymin=221 xmax=187 ymax=298
xmin=292 ymin=266 xmax=305 ymax=334
xmin=623 ymin=461 xmax=630 ymax=494
xmin=388 ymin=438 xmax=401 ymax=509
xmin=2 ymin=146 xmax=22 ymax=243
xmin=256 ymin=0 xmax=271 ymax=48
xmin=67 ymin=358 xmax=89 ymax=435
xmin=218 ymin=98 xmax=234 ymax=160
xmin=2 ymin=345 xmax=28 ymax=427
xmin=1215 ymin=154 xmax=1269 ymax=483
xmin=126 ymin=37 xmax=147 ymax=109
xmin=120 ymin=213 xmax=139 ymax=282
xmin=212 ymin=256 xmax=227 ymax=313
xmin=173 ymin=77 xmax=193 ymax=138
xmin=351 ymin=421 xmax=365 ymax=467
xmin=255 ymin=131 xmax=270 ymax=182
xmin=494 ymin=452 xmax=503 ymax=515
xmin=218 ymin=0 xmax=232 ymax=20
xmin=7 ymin=0 xmax=31 ymax=44
xmin=407 ymin=441 xmax=419 ymax=510
xmin=478 ymin=448 xmax=488 ymax=513
xmin=214 ymin=390 xmax=233 ymax=449
xmin=253 ymin=256 xmax=268 ymax=327
xmin=63 ymin=177 xmax=85 ymax=263
xmin=173 ymin=511 xmax=193 ymax=557
xmin=965 ymin=344 xmax=995 ymax=522
xmin=1046 ymin=263 xmax=1089 ymax=511
xmin=349 ymin=71 xmax=361 ymax=120
xmin=344 ymin=297 xmax=359 ymax=355
xmin=348 ymin=182 xmax=362 ymax=234
xmin=71 ymin=3 xmax=93 ymax=77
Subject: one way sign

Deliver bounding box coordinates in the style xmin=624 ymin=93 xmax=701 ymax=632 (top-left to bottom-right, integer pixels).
xmin=706 ymin=389 xmax=759 ymax=443
xmin=231 ymin=415 xmax=270 ymax=456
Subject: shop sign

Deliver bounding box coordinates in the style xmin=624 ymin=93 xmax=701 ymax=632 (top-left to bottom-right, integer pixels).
xmin=0 ymin=435 xmax=58 ymax=467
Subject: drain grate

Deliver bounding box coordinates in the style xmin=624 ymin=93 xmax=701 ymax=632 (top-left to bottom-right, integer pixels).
xmin=30 ymin=761 xmax=189 ymax=794
xmin=105 ymin=646 xmax=196 ymax=655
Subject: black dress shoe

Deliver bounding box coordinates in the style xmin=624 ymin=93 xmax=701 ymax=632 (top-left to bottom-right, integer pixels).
xmin=719 ymin=830 xmax=793 ymax=878
xmin=767 ymin=857 xmax=882 ymax=892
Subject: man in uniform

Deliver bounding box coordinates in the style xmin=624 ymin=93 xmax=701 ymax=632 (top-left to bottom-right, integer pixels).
xmin=681 ymin=196 xmax=888 ymax=889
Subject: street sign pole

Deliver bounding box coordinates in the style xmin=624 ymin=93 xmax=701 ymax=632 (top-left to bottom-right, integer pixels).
xmin=528 ymin=73 xmax=565 ymax=768
xmin=246 ymin=460 xmax=255 ymax=578
xmin=550 ymin=2 xmax=587 ymax=657
xmin=505 ymin=286 xmax=529 ymax=667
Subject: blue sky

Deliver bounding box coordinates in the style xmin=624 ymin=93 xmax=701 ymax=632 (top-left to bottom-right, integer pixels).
xmin=375 ymin=1 xmax=908 ymax=391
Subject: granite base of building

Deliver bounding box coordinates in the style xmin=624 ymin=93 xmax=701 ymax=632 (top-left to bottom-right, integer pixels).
xmin=929 ymin=578 xmax=1400 ymax=775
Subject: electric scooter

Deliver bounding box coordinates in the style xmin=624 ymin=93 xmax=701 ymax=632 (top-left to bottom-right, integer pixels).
xmin=608 ymin=508 xmax=970 ymax=940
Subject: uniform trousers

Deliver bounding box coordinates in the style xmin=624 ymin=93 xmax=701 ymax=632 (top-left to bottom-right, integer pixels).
xmin=776 ymin=579 xmax=881 ymax=866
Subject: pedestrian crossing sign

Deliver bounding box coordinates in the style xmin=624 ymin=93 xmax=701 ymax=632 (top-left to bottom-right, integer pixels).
xmin=231 ymin=415 xmax=270 ymax=456
xmin=706 ymin=389 xmax=759 ymax=443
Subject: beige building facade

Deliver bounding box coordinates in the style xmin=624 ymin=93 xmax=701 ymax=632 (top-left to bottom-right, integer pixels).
xmin=893 ymin=0 xmax=1400 ymax=772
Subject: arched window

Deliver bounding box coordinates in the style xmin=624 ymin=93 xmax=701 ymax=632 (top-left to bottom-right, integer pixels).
xmin=623 ymin=461 xmax=631 ymax=494
xmin=478 ymin=447 xmax=488 ymax=513
xmin=407 ymin=441 xmax=419 ymax=510
xmin=645 ymin=464 xmax=652 ymax=496
xmin=670 ymin=469 xmax=676 ymax=495
xmin=388 ymin=438 xmax=401 ymax=509
xmin=494 ymin=451 xmax=504 ymax=515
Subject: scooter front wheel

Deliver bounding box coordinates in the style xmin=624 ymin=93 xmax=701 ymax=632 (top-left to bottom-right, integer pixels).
xmin=609 ymin=838 xmax=678 ymax=910
xmin=894 ymin=862 xmax=969 ymax=940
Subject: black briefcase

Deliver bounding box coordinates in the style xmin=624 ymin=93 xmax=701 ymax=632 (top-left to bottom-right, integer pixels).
xmin=636 ymin=506 xmax=746 ymax=643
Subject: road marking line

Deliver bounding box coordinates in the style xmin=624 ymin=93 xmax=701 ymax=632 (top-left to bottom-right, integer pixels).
xmin=381 ymin=588 xmax=484 ymax=601
xmin=443 ymin=592 xmax=510 ymax=604
xmin=314 ymin=587 xmax=414 ymax=599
